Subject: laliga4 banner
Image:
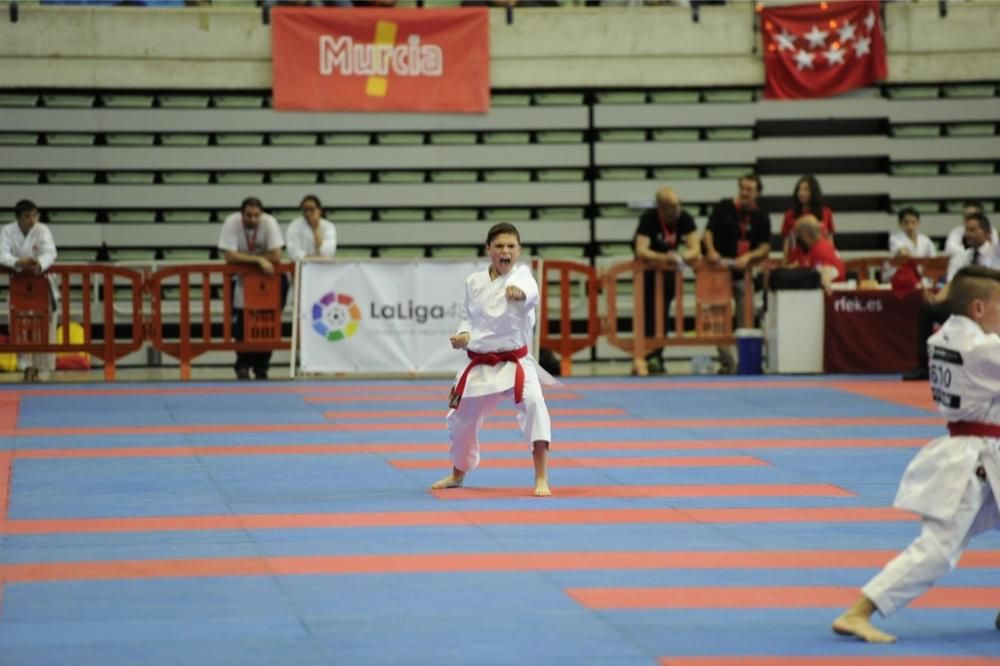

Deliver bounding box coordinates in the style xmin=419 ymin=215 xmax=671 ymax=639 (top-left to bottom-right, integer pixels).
xmin=271 ymin=7 xmax=490 ymax=113
xmin=298 ymin=260 xmax=486 ymax=374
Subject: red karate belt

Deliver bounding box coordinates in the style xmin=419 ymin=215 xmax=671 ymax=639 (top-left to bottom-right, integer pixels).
xmin=948 ymin=422 xmax=1000 ymax=481
xmin=948 ymin=422 xmax=1000 ymax=438
xmin=449 ymin=345 xmax=528 ymax=409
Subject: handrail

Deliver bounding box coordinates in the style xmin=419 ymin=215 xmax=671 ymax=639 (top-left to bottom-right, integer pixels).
xmin=146 ymin=263 xmax=295 ymax=380
xmin=2 ymin=264 xmax=145 ymax=380
xmin=538 ymin=259 xmax=600 ymax=377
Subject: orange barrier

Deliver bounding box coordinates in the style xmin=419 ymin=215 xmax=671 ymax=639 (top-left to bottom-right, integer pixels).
xmin=146 ymin=263 xmax=294 ymax=380
xmin=538 ymin=260 xmax=600 ymax=377
xmin=2 ymin=265 xmax=145 ymax=380
xmin=602 ymin=261 xmax=757 ymax=376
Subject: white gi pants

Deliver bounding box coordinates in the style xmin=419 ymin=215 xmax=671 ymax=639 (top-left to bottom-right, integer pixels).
xmin=863 ymin=470 xmax=999 ymax=617
xmin=445 ymin=374 xmax=551 ymax=473
xmin=17 ymin=314 xmax=57 ymax=376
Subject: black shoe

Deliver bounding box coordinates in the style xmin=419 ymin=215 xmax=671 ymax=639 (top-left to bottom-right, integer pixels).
xmin=235 ymin=367 xmax=251 ymax=381
xmin=253 ymin=370 xmax=269 ymax=381
xmin=901 ymin=367 xmax=929 ymax=381
xmin=995 ymin=610 xmax=999 ymax=631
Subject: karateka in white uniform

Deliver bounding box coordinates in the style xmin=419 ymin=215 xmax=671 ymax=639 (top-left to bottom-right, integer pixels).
xmin=432 ymin=223 xmax=557 ymax=497
xmin=0 ymin=200 xmax=58 ymax=383
xmin=833 ymin=264 xmax=1000 ymax=643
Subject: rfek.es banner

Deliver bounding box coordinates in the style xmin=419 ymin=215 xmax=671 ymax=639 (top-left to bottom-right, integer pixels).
xmin=299 ymin=260 xmax=485 ymax=374
xmin=271 ymin=7 xmax=489 ymax=113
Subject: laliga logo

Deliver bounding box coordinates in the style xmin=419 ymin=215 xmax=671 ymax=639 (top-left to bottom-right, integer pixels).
xmin=312 ymin=292 xmax=362 ymax=342
xmin=319 ymin=21 xmax=444 ymax=98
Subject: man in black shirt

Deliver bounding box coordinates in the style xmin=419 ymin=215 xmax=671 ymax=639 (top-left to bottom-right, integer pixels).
xmin=633 ymin=186 xmax=701 ymax=375
xmin=703 ymin=174 xmax=771 ymax=373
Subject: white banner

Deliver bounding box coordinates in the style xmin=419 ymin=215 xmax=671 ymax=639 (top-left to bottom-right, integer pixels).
xmin=298 ymin=259 xmax=485 ymax=374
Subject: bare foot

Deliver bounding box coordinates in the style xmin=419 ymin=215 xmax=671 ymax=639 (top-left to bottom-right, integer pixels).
xmin=431 ymin=472 xmax=464 ymax=490
xmin=534 ymin=480 xmax=552 ymax=497
xmin=832 ymin=611 xmax=897 ymax=644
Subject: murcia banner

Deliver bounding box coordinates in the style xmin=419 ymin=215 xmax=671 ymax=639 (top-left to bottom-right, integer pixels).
xmin=298 ymin=260 xmax=485 ymax=374
xmin=271 ymin=7 xmax=490 ymax=113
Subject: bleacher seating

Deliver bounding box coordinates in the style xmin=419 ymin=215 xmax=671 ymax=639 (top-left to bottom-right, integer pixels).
xmin=0 ymin=85 xmax=997 ymax=261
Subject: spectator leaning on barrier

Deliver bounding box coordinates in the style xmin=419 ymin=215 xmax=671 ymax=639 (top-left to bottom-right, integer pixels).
xmin=286 ymin=195 xmax=337 ymax=261
xmin=903 ymin=211 xmax=997 ymax=382
xmin=703 ymin=173 xmax=771 ymax=374
xmin=781 ymin=174 xmax=835 ymax=262
xmin=0 ymin=200 xmax=59 ymax=383
xmin=217 ymin=197 xmax=286 ymax=381
xmin=787 ymin=215 xmax=846 ymax=291
xmin=632 ymin=186 xmax=700 ymax=375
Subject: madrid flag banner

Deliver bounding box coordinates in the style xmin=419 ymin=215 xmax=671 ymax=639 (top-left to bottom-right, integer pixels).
xmin=298 ymin=260 xmax=485 ymax=374
xmin=271 ymin=7 xmax=490 ymax=113
xmin=760 ymin=0 xmax=887 ymax=100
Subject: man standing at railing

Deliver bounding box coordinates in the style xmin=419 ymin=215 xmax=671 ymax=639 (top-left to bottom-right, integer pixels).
xmin=633 ymin=186 xmax=700 ymax=375
xmin=217 ymin=197 xmax=286 ymax=381
xmin=703 ymin=174 xmax=771 ymax=374
xmin=0 ymin=199 xmax=58 ymax=383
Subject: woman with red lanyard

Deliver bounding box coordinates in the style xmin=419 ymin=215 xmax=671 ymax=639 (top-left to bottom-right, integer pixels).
xmin=782 ymin=175 xmax=835 ymax=262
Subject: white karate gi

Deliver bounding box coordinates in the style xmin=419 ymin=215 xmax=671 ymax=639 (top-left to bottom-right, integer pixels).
xmin=863 ymin=315 xmax=1000 ymax=616
xmin=285 ymin=217 xmax=337 ymax=261
xmin=888 ymin=231 xmax=937 ymax=259
xmin=0 ymin=220 xmax=59 ymax=374
xmin=446 ymin=264 xmax=556 ymax=472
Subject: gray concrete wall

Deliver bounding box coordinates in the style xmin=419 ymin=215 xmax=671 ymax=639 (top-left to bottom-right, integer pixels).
xmin=0 ymin=3 xmax=998 ymax=90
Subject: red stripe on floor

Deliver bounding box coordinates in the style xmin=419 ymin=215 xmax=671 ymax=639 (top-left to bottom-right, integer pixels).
xmin=5 ymin=550 xmax=999 ymax=584
xmin=431 ymin=484 xmax=853 ymax=499
xmin=568 ymin=585 xmax=1000 ymax=609
xmin=0 ymin=416 xmax=942 ymax=437
xmin=391 ymin=455 xmax=767 ymax=469
xmin=323 ymin=407 xmax=625 ymax=419
xmin=0 ymin=393 xmax=19 ymax=431
xmin=831 ymin=380 xmax=938 ymax=414
xmin=0 ymin=451 xmax=12 ymax=524
xmin=1 ymin=506 xmax=919 ymax=536
xmin=6 ymin=438 xmax=926 ymax=460
xmin=660 ymin=657 xmax=1000 ymax=666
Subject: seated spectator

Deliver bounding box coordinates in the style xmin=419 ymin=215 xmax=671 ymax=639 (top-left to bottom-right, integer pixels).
xmin=944 ymin=201 xmax=997 ymax=259
xmin=890 ymin=207 xmax=936 ymax=259
xmin=781 ymin=175 xmax=834 ymax=262
xmin=787 ymin=215 xmax=845 ymax=290
xmin=286 ymin=195 xmax=337 ymax=261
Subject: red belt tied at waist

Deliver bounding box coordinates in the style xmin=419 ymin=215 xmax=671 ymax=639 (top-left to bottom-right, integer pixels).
xmin=948 ymin=421 xmax=1000 ymax=438
xmin=449 ymin=345 xmax=528 ymax=409
xmin=948 ymin=421 xmax=1000 ymax=481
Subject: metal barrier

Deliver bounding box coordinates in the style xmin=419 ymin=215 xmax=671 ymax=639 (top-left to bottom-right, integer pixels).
xmin=2 ymin=264 xmax=145 ymax=380
xmin=602 ymin=261 xmax=756 ymax=376
xmin=538 ymin=259 xmax=600 ymax=377
xmin=146 ymin=263 xmax=294 ymax=380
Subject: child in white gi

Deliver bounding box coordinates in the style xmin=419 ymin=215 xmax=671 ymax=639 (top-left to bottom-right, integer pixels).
xmin=833 ymin=265 xmax=1000 ymax=643
xmin=0 ymin=199 xmax=58 ymax=383
xmin=432 ymin=223 xmax=556 ymax=497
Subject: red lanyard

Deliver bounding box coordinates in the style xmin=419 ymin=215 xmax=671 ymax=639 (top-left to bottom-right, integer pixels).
xmin=243 ymin=225 xmax=258 ymax=254
xmin=657 ymin=208 xmax=676 ymax=248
